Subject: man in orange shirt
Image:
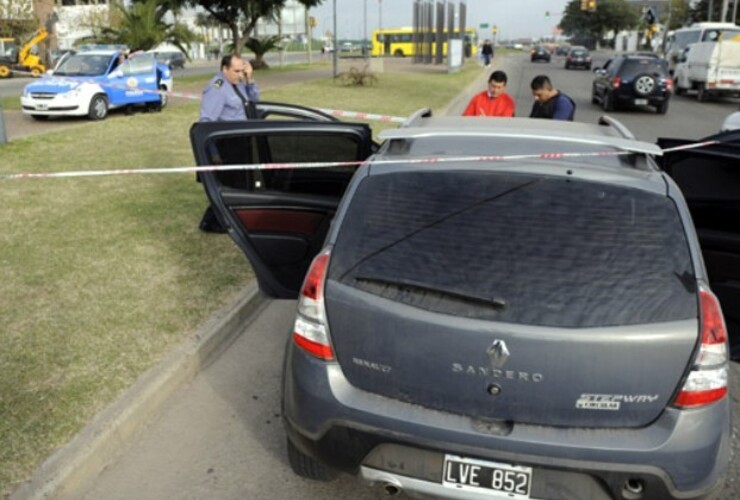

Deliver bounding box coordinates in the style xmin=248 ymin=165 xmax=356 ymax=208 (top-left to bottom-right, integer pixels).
xmin=462 ymin=71 xmax=516 ymax=117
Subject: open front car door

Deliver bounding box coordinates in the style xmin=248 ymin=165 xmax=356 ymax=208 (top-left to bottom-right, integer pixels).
xmin=190 ymin=103 xmax=374 ymax=299
xmin=658 ymin=130 xmax=740 ymax=359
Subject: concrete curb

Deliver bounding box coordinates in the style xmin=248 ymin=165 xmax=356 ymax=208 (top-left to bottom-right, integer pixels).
xmin=10 ymin=281 xmax=267 ymax=500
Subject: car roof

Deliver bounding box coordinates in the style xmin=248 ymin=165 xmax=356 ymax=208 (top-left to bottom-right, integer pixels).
xmin=379 ymin=116 xmax=662 ymax=155
xmin=75 ymin=50 xmax=118 ymax=56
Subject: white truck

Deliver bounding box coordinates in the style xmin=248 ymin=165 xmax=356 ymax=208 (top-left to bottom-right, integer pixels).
xmin=674 ymin=36 xmax=740 ymax=101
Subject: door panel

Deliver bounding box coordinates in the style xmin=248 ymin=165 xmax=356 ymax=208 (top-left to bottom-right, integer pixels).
xmin=658 ymin=133 xmax=740 ymax=358
xmin=190 ymin=111 xmax=373 ymax=298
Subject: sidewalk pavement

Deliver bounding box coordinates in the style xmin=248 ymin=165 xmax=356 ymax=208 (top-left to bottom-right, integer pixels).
xmin=9 ymin=57 xmax=492 ymax=500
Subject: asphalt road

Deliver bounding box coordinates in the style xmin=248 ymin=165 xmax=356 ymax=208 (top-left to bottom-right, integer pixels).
xmin=50 ymin=52 xmax=740 ymax=499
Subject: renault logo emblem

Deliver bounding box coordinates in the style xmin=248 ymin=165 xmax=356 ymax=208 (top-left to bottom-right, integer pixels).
xmin=487 ymin=340 xmax=510 ymax=369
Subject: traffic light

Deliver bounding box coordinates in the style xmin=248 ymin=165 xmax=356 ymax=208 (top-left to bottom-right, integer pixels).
xmin=492 ymin=26 xmax=498 ymax=35
xmin=587 ymin=0 xmax=597 ymax=12
xmin=309 ymin=16 xmax=317 ymax=28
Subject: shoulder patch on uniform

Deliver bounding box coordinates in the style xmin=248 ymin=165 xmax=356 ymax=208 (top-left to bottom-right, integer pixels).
xmin=213 ymin=78 xmax=223 ymax=88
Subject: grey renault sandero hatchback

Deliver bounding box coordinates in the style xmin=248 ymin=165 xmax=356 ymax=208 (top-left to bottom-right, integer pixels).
xmin=190 ymin=107 xmax=736 ymax=500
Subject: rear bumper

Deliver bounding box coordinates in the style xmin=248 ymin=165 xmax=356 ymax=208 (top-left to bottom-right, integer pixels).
xmin=282 ymin=343 xmax=730 ymax=499
xmin=614 ymin=92 xmax=670 ymax=107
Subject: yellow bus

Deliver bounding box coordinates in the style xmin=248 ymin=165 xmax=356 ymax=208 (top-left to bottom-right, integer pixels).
xmin=371 ymin=27 xmax=478 ymax=58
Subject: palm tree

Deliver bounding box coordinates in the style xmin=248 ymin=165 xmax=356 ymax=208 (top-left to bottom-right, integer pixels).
xmin=99 ymin=0 xmax=196 ymax=53
xmin=244 ymin=35 xmax=282 ymax=69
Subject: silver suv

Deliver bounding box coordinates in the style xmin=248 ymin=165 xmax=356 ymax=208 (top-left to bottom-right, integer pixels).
xmin=191 ymin=106 xmax=736 ymax=500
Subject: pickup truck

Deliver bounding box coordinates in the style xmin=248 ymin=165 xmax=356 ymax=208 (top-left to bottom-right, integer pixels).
xmin=20 ymin=50 xmax=172 ymax=120
xmin=674 ymin=37 xmax=740 ymax=101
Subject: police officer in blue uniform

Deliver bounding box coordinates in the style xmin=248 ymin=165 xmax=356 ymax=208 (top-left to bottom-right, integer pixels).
xmin=200 ymin=54 xmax=260 ymax=121
xmin=198 ymin=54 xmax=260 ymax=232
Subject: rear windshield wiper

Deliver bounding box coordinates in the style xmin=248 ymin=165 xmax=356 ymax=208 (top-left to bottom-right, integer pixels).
xmin=355 ymin=276 xmax=507 ymax=310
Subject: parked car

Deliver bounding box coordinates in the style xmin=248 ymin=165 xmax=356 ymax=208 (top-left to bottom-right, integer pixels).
xmin=190 ymin=104 xmax=737 ymax=500
xmin=564 ymin=47 xmax=592 ymax=69
xmin=555 ymin=44 xmax=571 ymax=56
xmin=530 ymin=44 xmax=551 ymax=62
xmin=153 ymin=50 xmax=186 ymax=69
xmin=591 ymin=54 xmax=673 ymax=113
xmin=20 ymin=50 xmax=172 ymax=120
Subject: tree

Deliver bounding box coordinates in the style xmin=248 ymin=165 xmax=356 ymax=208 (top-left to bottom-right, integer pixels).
xmin=178 ymin=0 xmax=323 ymax=55
xmin=244 ymin=35 xmax=282 ymax=68
xmin=687 ymin=0 xmax=739 ymax=24
xmin=90 ymin=0 xmax=196 ymax=52
xmin=664 ymin=0 xmax=690 ymax=31
xmin=559 ymin=0 xmax=640 ymax=48
xmin=0 ymin=0 xmax=36 ymax=38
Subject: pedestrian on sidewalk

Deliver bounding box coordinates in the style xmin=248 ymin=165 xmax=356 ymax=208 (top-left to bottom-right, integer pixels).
xmin=197 ymin=54 xmax=260 ymax=232
xmin=481 ymin=39 xmax=494 ymax=67
xmin=462 ymin=70 xmax=516 ymax=117
xmin=529 ymin=75 xmax=576 ymax=121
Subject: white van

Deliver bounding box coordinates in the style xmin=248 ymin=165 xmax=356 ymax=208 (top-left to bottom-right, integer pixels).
xmin=664 ymin=22 xmax=740 ymax=72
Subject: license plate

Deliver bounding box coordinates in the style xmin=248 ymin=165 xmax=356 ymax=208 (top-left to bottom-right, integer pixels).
xmin=443 ymin=455 xmax=532 ymax=498
xmin=36 ymin=103 xmax=48 ymax=110
xmin=634 ymin=99 xmax=648 ymax=105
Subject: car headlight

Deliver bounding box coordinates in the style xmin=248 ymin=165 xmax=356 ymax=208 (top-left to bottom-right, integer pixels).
xmin=61 ymin=88 xmax=81 ymax=99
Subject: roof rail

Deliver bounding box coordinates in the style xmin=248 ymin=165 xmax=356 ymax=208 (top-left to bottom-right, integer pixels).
xmin=598 ymin=115 xmax=636 ymax=140
xmin=401 ymin=108 xmax=432 ymax=128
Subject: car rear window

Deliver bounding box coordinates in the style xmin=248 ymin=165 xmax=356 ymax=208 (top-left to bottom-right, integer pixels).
xmin=571 ymin=50 xmax=588 ymax=56
xmin=329 ymin=170 xmax=697 ymax=328
xmin=620 ymin=59 xmax=667 ymax=77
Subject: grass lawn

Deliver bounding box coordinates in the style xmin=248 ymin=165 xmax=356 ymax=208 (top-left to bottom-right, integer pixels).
xmin=0 ymin=60 xmax=483 ymax=496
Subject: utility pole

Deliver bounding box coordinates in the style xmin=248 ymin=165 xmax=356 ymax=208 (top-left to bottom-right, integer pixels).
xmin=363 ymin=0 xmax=368 ymax=58
xmin=721 ymin=0 xmax=730 ymax=21
xmin=332 ymin=0 xmax=338 ymax=78
xmin=708 ymin=0 xmax=714 ymax=21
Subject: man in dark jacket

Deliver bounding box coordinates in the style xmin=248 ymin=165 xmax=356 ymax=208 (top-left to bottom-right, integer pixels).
xmin=529 ymin=75 xmax=576 ymax=121
xmin=481 ymin=39 xmax=494 ymax=67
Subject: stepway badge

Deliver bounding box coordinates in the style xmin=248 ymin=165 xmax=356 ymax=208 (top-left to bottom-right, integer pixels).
xmin=575 ymin=393 xmax=659 ymax=411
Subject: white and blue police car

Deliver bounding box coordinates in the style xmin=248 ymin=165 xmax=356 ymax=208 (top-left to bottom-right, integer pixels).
xmin=20 ymin=50 xmax=172 ymax=120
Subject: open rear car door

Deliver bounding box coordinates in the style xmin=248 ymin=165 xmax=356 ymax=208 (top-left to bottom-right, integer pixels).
xmin=658 ymin=130 xmax=740 ymax=359
xmin=190 ymin=102 xmax=374 ymax=299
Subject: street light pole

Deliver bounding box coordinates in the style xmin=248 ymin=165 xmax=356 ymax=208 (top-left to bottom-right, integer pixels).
xmin=364 ymin=0 xmax=368 ymax=58
xmin=333 ymin=0 xmax=338 ymax=77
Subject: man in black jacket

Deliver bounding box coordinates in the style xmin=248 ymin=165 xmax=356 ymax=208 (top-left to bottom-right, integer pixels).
xmin=529 ymin=75 xmax=576 ymax=121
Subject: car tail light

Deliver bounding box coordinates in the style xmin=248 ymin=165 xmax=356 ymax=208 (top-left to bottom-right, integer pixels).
xmin=674 ymin=287 xmax=728 ymax=408
xmin=664 ymin=77 xmax=673 ymax=90
xmin=611 ymin=77 xmax=621 ymax=88
xmin=586 ymin=57 xmax=592 ymax=61
xmin=567 ymin=56 xmax=573 ymax=61
xmin=292 ymin=248 xmax=334 ymax=360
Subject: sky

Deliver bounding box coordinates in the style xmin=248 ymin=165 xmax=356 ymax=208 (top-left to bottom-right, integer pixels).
xmin=309 ymin=0 xmax=571 ymax=42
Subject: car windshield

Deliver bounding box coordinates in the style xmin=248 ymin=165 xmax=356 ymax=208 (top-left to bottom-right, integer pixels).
xmin=572 ymin=50 xmax=588 ymax=56
xmin=54 ymin=54 xmax=111 ymax=76
xmin=330 ymin=171 xmax=696 ymax=328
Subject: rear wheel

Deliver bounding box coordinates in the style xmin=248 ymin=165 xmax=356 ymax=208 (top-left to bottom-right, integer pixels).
xmin=0 ymin=64 xmax=11 ymax=78
xmin=88 ymin=94 xmax=108 ymax=120
xmin=603 ymin=92 xmax=615 ymax=112
xmin=286 ymin=438 xmax=336 ymax=481
xmin=697 ymin=83 xmax=708 ymax=102
xmin=30 ymin=66 xmax=43 ymax=77
xmin=656 ymin=100 xmax=669 ymax=114
xmin=158 ymin=85 xmax=168 ymax=109
xmin=393 ymin=49 xmax=404 ymax=57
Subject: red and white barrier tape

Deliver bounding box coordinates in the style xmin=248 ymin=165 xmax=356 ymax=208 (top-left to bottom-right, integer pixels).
xmin=0 ymin=150 xmax=642 ymax=181
xmin=11 ymin=68 xmax=408 ymax=122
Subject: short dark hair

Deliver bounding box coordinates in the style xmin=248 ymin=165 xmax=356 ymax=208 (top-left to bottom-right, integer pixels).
xmin=488 ymin=70 xmax=507 ymax=84
xmin=220 ymin=54 xmax=241 ymax=70
xmin=530 ymin=75 xmax=553 ymax=90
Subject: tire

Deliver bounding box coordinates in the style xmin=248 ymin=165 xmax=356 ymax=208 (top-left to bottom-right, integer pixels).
xmin=697 ymin=83 xmax=708 ymax=102
xmin=675 ymin=86 xmax=685 ymax=96
xmin=656 ymin=100 xmax=669 ymax=114
xmin=565 ymin=63 xmax=570 ymax=70
xmin=158 ymin=85 xmax=168 ymax=109
xmin=586 ymin=64 xmax=591 ymax=70
xmin=633 ymin=74 xmax=656 ymax=96
xmin=603 ymin=92 xmax=615 ymax=112
xmin=393 ymin=49 xmax=404 ymax=57
xmin=30 ymin=66 xmax=43 ymax=77
xmin=88 ymin=94 xmax=108 ymax=120
xmin=286 ymin=438 xmax=336 ymax=481
xmin=591 ymin=90 xmax=599 ymax=104
xmin=0 ymin=64 xmax=11 ymax=78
